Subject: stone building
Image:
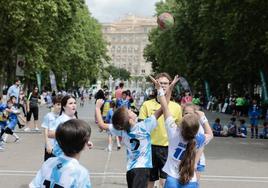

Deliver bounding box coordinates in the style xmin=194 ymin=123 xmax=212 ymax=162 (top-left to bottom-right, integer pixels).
xmin=102 ymin=14 xmax=157 ymax=77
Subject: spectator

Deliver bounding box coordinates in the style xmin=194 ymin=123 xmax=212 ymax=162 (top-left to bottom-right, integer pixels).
xmin=227 ymin=117 xmax=237 ymax=137
xmin=192 ymin=94 xmax=201 ymax=106
xmin=237 ymin=119 xmax=247 ymax=138
xmin=259 ymin=122 xmax=268 ymax=139
xmin=180 ymin=90 xmax=192 ymax=107
xmin=212 ymin=118 xmax=225 ymax=137
xmin=24 ymin=86 xmax=41 ymax=131
xmin=248 ymin=99 xmax=261 ymax=138
xmin=7 ymin=79 xmax=21 ymax=104
xmin=116 ymin=91 xmax=130 ymax=109
xmin=115 ymin=82 xmax=124 ymax=100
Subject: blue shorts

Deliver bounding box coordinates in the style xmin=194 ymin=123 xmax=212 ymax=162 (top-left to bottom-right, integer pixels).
xmin=7 ymin=119 xmax=18 ymax=130
xmin=0 ymin=121 xmax=7 ymax=128
xmin=197 ymin=164 xmax=205 ymax=172
xmin=250 ymin=119 xmax=259 ymax=126
xmin=164 ymin=175 xmax=199 ymax=188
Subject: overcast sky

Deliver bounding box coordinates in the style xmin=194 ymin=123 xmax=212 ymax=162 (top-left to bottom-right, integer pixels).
xmin=85 ymin=0 xmax=160 ymax=23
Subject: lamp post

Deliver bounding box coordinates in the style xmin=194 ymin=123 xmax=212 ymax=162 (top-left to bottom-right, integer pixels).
xmin=109 ymin=75 xmax=113 ymax=92
xmin=142 ymin=76 xmax=146 ymax=91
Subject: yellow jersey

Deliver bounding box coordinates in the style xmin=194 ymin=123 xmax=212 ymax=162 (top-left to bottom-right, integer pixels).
xmin=102 ymin=100 xmax=111 ymax=117
xmin=139 ymin=99 xmax=182 ymax=146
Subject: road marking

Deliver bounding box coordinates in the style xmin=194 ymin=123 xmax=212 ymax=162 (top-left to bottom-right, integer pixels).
xmin=101 ymin=150 xmax=112 ymax=188
xmin=1 ymin=170 xmax=268 ymax=183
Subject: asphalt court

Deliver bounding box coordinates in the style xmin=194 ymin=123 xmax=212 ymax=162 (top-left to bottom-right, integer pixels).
xmin=0 ymin=101 xmax=268 ymax=188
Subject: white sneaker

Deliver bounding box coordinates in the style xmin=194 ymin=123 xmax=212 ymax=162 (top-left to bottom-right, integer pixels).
xmin=14 ymin=138 xmax=20 ymax=143
xmin=24 ymin=127 xmax=31 ymax=132
xmin=0 ymin=146 xmax=4 ymax=151
xmin=34 ymin=127 xmax=40 ymax=131
xmin=117 ymin=145 xmax=121 ymax=150
xmin=2 ymin=134 xmax=8 ymax=142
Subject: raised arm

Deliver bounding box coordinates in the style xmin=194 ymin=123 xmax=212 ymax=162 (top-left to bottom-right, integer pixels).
xmin=196 ymin=111 xmax=213 ymax=144
xmin=95 ymin=99 xmax=109 ymax=130
xmin=166 ymin=75 xmax=180 ymax=105
xmin=149 ymin=75 xmax=170 ymax=120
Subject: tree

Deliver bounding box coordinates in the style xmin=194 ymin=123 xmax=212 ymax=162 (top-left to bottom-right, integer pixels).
xmin=0 ymin=0 xmax=108 ymax=94
xmin=144 ymin=0 xmax=268 ymax=96
xmin=103 ymin=65 xmax=131 ymax=81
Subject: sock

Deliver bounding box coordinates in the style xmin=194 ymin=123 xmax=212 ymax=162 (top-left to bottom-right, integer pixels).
xmin=251 ymin=128 xmax=254 ymax=138
xmin=2 ymin=133 xmax=8 ymax=142
xmin=13 ymin=133 xmax=19 ymax=139
xmin=255 ymin=128 xmax=258 ymax=138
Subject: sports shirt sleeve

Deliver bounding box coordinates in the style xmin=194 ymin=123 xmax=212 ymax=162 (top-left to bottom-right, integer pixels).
xmin=29 ymin=169 xmax=43 ymax=188
xmin=108 ymin=124 xmax=123 ymax=137
xmin=77 ymin=168 xmax=92 ymax=188
xmin=199 ymin=115 xmax=208 ymax=128
xmin=140 ymin=115 xmax=157 ymax=133
xmin=195 ymin=133 xmax=206 ymax=149
xmin=41 ymin=114 xmax=49 ymax=129
xmin=165 ymin=115 xmax=178 ymax=140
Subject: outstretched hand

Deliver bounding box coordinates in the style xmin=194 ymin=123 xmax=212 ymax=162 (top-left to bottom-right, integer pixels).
xmin=96 ymin=99 xmax=104 ymax=108
xmin=169 ymin=75 xmax=180 ymax=88
xmin=149 ymin=75 xmax=161 ymax=90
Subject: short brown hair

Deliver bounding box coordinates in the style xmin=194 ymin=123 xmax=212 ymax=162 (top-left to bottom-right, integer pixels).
xmin=112 ymin=107 xmax=130 ymax=132
xmin=155 ymin=72 xmax=172 ymax=81
xmin=53 ymin=95 xmax=62 ymax=105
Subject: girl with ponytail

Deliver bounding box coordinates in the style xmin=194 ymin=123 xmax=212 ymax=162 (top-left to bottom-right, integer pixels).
xmin=150 ymin=75 xmax=213 ymax=188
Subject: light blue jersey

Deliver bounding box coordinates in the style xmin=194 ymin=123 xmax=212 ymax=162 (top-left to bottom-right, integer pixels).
xmin=30 ymin=155 xmax=91 ymax=188
xmin=52 ymin=113 xmax=73 ymax=156
xmin=108 ymin=115 xmax=157 ymax=171
xmin=41 ymin=112 xmax=59 ymax=149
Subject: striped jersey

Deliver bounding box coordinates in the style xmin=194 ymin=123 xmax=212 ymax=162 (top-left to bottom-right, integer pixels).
xmin=108 ymin=115 xmax=157 ymax=171
xmin=29 ymin=155 xmax=91 ymax=188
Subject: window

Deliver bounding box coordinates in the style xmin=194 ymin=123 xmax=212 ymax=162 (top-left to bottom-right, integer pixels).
xmin=123 ymin=46 xmax=127 ymax=53
xmin=128 ymin=47 xmax=133 ymax=53
xmin=117 ymin=46 xmax=121 ymax=52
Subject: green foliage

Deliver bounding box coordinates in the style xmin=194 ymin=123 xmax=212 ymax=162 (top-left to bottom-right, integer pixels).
xmin=144 ymin=0 xmax=268 ymax=96
xmin=104 ymin=65 xmax=131 ymax=81
xmin=0 ymin=0 xmax=108 ymax=92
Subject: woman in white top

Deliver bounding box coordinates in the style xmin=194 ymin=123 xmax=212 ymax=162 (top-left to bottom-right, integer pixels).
xmin=150 ymin=75 xmax=213 ymax=188
xmin=48 ymin=95 xmax=77 ymax=156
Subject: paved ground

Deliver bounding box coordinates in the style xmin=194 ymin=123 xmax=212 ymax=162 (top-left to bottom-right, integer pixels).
xmin=0 ymin=100 xmax=268 ymax=188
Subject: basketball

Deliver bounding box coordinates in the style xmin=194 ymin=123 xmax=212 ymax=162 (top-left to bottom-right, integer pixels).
xmin=157 ymin=12 xmax=174 ymax=30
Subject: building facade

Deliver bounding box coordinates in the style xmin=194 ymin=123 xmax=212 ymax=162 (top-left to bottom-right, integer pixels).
xmin=102 ymin=15 xmax=157 ymax=77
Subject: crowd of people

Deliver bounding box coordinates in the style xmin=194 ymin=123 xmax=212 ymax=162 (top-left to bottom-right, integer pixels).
xmin=0 ymin=73 xmax=267 ymax=188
